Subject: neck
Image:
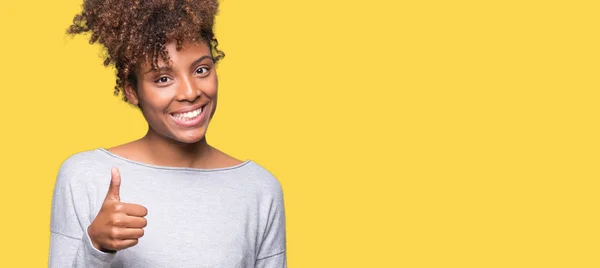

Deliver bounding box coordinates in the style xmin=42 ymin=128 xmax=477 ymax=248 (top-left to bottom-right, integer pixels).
xmin=139 ymin=127 xmax=214 ymax=168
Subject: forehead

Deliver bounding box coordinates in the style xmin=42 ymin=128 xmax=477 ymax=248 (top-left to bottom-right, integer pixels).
xmin=139 ymin=40 xmax=212 ymax=70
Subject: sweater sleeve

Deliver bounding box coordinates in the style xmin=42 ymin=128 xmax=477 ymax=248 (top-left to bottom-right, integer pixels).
xmin=255 ymin=179 xmax=287 ymax=268
xmin=48 ymin=154 xmax=116 ymax=268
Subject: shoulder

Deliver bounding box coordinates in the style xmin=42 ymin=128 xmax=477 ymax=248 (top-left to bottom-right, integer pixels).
xmin=243 ymin=161 xmax=284 ymax=196
xmin=56 ymin=149 xmax=110 ymax=185
xmin=59 ymin=149 xmax=105 ymax=173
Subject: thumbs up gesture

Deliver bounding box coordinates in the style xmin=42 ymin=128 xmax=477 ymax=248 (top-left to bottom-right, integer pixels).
xmin=87 ymin=167 xmax=148 ymax=252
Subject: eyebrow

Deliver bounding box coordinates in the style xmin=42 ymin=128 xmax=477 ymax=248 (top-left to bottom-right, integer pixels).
xmin=144 ymin=55 xmax=214 ymax=74
xmin=146 ymin=66 xmax=172 ymax=74
xmin=190 ymin=55 xmax=214 ymax=67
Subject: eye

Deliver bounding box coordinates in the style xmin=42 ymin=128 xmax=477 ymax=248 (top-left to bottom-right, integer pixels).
xmin=155 ymin=76 xmax=171 ymax=84
xmin=195 ymin=67 xmax=210 ymax=75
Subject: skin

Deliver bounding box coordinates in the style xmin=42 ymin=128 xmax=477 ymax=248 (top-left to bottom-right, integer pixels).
xmin=88 ymin=40 xmax=242 ymax=252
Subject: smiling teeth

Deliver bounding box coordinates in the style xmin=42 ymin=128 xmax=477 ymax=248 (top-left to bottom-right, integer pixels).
xmin=172 ymin=108 xmax=201 ymax=120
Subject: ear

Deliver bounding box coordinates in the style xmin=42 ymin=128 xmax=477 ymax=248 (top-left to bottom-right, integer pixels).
xmin=124 ymin=82 xmax=139 ymax=106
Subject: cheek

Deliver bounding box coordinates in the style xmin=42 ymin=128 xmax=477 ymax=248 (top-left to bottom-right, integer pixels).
xmin=138 ymin=88 xmax=171 ymax=122
xmin=139 ymin=83 xmax=171 ymax=108
xmin=140 ymin=103 xmax=164 ymax=128
xmin=201 ymin=74 xmax=218 ymax=97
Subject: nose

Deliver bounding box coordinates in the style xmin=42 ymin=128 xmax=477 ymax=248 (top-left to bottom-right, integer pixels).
xmin=176 ymin=76 xmax=200 ymax=102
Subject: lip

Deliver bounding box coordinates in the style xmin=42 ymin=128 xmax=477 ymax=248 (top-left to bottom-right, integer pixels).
xmin=169 ymin=103 xmax=209 ymax=128
xmin=170 ymin=103 xmax=207 ymax=114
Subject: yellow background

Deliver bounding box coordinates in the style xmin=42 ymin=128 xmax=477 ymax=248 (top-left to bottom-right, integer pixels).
xmin=0 ymin=0 xmax=598 ymax=267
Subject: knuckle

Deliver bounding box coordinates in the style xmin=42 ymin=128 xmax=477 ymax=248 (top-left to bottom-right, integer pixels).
xmin=112 ymin=217 xmax=122 ymax=226
xmin=110 ymin=215 xmax=120 ymax=226
xmin=114 ymin=203 xmax=124 ymax=212
xmin=110 ymin=228 xmax=120 ymax=239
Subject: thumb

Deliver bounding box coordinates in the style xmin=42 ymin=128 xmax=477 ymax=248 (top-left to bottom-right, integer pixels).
xmin=106 ymin=167 xmax=121 ymax=202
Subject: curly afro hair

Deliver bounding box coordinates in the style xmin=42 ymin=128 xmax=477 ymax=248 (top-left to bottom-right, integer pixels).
xmin=67 ymin=0 xmax=225 ymax=103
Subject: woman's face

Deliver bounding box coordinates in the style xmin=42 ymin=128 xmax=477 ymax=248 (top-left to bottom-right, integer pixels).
xmin=126 ymin=40 xmax=218 ymax=144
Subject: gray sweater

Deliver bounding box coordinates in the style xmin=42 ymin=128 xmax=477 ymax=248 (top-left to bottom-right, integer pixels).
xmin=49 ymin=148 xmax=287 ymax=268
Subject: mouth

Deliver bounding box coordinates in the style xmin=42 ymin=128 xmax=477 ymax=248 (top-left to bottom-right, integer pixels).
xmin=171 ymin=106 xmax=202 ymax=120
xmin=169 ymin=104 xmax=208 ymax=127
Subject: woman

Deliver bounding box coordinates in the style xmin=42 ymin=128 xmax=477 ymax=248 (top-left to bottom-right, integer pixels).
xmin=48 ymin=0 xmax=287 ymax=267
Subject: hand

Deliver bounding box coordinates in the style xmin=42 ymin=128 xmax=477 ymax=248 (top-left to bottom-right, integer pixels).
xmin=87 ymin=167 xmax=148 ymax=252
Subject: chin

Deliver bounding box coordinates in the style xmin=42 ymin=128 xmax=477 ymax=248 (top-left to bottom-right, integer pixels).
xmin=175 ymin=132 xmax=207 ymax=144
